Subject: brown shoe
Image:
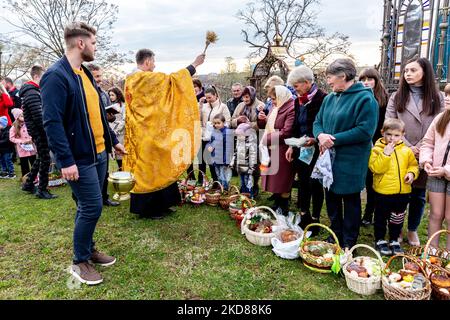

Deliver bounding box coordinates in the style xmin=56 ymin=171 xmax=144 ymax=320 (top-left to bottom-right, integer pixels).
xmin=70 ymin=262 xmax=103 ymax=286
xmin=89 ymin=249 xmax=116 ymax=267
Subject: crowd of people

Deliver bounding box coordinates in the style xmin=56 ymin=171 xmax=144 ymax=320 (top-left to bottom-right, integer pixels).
xmin=0 ymin=20 xmax=449 ymax=286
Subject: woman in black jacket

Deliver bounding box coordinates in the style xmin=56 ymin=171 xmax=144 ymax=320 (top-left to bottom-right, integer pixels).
xmin=285 ymin=66 xmax=327 ymax=231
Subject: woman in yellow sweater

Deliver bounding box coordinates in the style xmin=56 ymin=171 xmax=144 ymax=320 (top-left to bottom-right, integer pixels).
xmin=369 ymin=118 xmax=419 ymax=256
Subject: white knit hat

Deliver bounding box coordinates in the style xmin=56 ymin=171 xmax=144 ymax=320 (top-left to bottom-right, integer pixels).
xmin=11 ymin=108 xmax=23 ymax=120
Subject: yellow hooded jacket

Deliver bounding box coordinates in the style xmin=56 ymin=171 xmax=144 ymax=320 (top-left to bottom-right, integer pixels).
xmin=369 ymin=139 xmax=419 ymax=195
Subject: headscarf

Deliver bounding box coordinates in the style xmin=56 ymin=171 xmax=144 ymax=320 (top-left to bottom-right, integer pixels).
xmin=266 ymin=86 xmax=293 ymax=133
xmin=241 ymin=86 xmax=257 ymax=119
xmin=275 ymin=85 xmax=293 ymax=108
xmin=242 ymin=86 xmax=256 ymax=106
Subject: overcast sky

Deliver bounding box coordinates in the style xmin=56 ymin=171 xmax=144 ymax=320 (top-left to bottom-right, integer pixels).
xmin=0 ymin=0 xmax=385 ymax=74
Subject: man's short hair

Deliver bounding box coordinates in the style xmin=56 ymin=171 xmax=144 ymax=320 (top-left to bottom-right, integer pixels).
xmin=136 ymin=49 xmax=155 ymax=65
xmin=231 ymin=83 xmax=243 ymax=89
xmin=30 ymin=65 xmax=45 ymax=79
xmin=85 ymin=63 xmax=101 ymax=72
xmin=64 ymin=22 xmax=97 ymax=46
xmin=4 ymin=77 xmax=13 ymax=85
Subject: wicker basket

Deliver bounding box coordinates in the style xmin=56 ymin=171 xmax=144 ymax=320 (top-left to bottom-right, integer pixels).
xmin=241 ymin=206 xmax=278 ymax=247
xmin=381 ymin=254 xmax=431 ymax=300
xmin=219 ymin=185 xmax=240 ymax=210
xmin=429 ymin=267 xmax=450 ymax=300
xmin=407 ymin=230 xmax=450 ymax=270
xmin=343 ymin=244 xmax=385 ymax=296
xmin=420 ymin=230 xmax=450 ymax=300
xmin=180 ymin=170 xmax=210 ymax=204
xmin=299 ymin=223 xmax=342 ymax=274
xmin=230 ymin=197 xmax=254 ymax=229
xmin=229 ymin=197 xmax=256 ymax=215
xmin=205 ymin=181 xmax=224 ymax=206
xmin=417 ymin=230 xmax=450 ymax=276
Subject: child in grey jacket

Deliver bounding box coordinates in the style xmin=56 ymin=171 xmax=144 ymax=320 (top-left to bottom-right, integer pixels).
xmin=231 ymin=122 xmax=258 ymax=198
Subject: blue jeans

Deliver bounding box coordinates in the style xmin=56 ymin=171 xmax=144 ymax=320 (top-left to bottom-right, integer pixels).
xmin=214 ymin=165 xmax=232 ymax=190
xmin=68 ymin=151 xmax=107 ymax=264
xmin=240 ymin=173 xmax=254 ymax=199
xmin=0 ymin=152 xmax=14 ymax=173
xmin=407 ymin=187 xmax=427 ymax=232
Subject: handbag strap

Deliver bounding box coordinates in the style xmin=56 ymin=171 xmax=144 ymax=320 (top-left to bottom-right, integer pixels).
xmin=443 ymin=141 xmax=450 ymax=167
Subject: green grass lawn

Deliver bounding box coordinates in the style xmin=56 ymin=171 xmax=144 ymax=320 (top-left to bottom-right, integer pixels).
xmin=0 ymin=169 xmax=432 ymax=300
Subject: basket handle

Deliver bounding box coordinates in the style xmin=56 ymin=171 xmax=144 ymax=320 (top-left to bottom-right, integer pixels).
xmin=429 ymin=266 xmax=450 ymax=278
xmin=208 ymin=181 xmax=224 ymax=193
xmin=422 ymin=230 xmax=450 ymax=262
xmin=241 ymin=206 xmax=277 ymax=229
xmin=384 ymin=254 xmax=428 ymax=276
xmin=240 ymin=197 xmax=253 ymax=209
xmin=228 ymin=185 xmax=240 ymax=196
xmin=347 ymin=244 xmax=384 ymax=266
xmin=301 ymin=223 xmax=341 ymax=249
xmin=184 ymin=169 xmax=210 ymax=187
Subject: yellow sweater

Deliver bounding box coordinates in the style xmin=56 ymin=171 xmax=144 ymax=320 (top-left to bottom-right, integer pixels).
xmin=369 ymin=139 xmax=419 ymax=195
xmin=73 ymin=68 xmax=105 ymax=154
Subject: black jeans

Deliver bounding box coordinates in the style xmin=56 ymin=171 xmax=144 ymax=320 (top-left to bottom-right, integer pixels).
xmin=19 ymin=155 xmax=36 ymax=177
xmin=325 ymin=191 xmax=362 ymax=249
xmin=198 ymin=141 xmax=217 ymax=182
xmin=25 ymin=136 xmax=51 ymax=192
xmin=374 ymin=193 xmax=410 ymax=242
xmin=116 ymin=159 xmax=123 ymax=172
xmin=186 ymin=164 xmax=196 ymax=180
xmin=296 ymin=160 xmax=324 ymax=220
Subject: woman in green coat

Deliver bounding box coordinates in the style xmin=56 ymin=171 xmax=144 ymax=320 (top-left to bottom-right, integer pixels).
xmin=313 ymin=58 xmax=378 ymax=249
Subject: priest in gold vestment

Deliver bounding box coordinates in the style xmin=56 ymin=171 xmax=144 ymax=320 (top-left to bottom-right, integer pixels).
xmin=123 ymin=49 xmax=205 ymax=219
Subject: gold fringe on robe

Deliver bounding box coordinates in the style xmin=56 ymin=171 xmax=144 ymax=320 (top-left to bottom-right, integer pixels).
xmin=123 ymin=69 xmax=200 ymax=193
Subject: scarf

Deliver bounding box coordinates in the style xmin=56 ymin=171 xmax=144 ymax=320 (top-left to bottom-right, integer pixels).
xmin=242 ymin=86 xmax=257 ymax=119
xmin=298 ymin=83 xmax=319 ymax=106
xmin=265 ymin=86 xmax=293 ymax=133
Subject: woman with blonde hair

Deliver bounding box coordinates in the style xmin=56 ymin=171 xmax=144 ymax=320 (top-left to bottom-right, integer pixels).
xmin=263 ymin=75 xmax=296 ymax=115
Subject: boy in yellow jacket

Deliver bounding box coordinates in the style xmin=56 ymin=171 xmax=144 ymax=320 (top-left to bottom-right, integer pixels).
xmin=369 ymin=119 xmax=419 ymax=256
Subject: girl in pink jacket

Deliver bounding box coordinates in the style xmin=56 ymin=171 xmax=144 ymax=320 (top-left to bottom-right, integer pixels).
xmin=9 ymin=108 xmax=36 ymax=178
xmin=420 ymin=84 xmax=450 ymax=250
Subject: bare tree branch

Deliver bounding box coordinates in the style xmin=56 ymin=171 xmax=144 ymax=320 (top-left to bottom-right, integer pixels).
xmin=237 ymin=0 xmax=351 ymax=67
xmin=2 ymin=0 xmax=130 ymax=70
